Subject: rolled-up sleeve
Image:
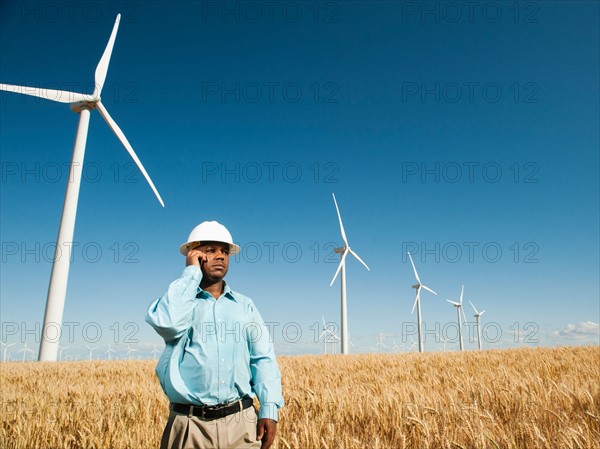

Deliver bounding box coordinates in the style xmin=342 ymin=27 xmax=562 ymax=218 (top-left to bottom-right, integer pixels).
xmin=247 ymin=302 xmax=284 ymax=421
xmin=145 ymin=265 xmax=202 ymax=342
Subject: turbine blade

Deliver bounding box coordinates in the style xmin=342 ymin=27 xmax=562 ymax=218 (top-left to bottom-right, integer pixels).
xmin=348 ymin=247 xmax=370 ymax=271
xmin=329 ymin=249 xmax=348 ymax=287
xmin=332 ymin=193 xmax=348 ymax=247
xmin=96 ymin=101 xmax=165 ymax=207
xmin=461 ymin=306 xmax=468 ymax=324
xmin=446 ymin=299 xmax=460 ymax=306
xmin=480 ymin=310 xmax=486 ymax=316
xmin=0 ymin=83 xmax=88 ymax=103
xmin=421 ymin=284 xmax=437 ymax=296
xmin=94 ymin=14 xmax=121 ymax=98
xmin=407 ymin=252 xmax=421 ymax=284
xmin=469 ymin=300 xmax=479 ymax=315
xmin=411 ymin=289 xmax=420 ymax=314
xmin=460 ymin=285 xmax=464 ymax=305
xmin=322 ymin=315 xmax=327 ymax=328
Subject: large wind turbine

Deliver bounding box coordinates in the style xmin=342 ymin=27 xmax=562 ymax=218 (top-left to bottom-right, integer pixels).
xmin=469 ymin=300 xmax=486 ymax=350
xmin=446 ymin=285 xmax=468 ymax=351
xmin=407 ymin=252 xmax=437 ymax=352
xmin=329 ymin=193 xmax=370 ymax=355
xmin=0 ymin=15 xmax=164 ymax=362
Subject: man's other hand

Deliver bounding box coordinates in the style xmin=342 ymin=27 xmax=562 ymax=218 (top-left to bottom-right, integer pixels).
xmin=256 ymin=418 xmax=277 ymax=449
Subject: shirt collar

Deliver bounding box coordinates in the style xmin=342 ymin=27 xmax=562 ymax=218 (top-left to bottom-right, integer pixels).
xmin=196 ymin=281 xmax=238 ymax=302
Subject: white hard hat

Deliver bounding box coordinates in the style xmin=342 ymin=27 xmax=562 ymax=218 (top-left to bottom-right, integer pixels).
xmin=179 ymin=221 xmax=241 ymax=256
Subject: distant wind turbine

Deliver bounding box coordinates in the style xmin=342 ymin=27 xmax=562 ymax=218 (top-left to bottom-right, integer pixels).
xmin=408 ymin=335 xmax=417 ymax=352
xmin=127 ymin=345 xmax=137 ymax=360
xmin=329 ymin=328 xmax=341 ymax=354
xmin=319 ymin=316 xmax=333 ymax=354
xmin=407 ymin=252 xmax=437 ymax=352
xmin=86 ymin=345 xmax=97 ymax=361
xmin=447 ymin=285 xmax=468 ymax=351
xmin=58 ymin=345 xmax=70 ymax=361
xmin=18 ymin=343 xmax=34 ymax=362
xmin=347 ymin=335 xmax=356 ymax=350
xmin=105 ymin=344 xmax=116 ymax=360
xmin=469 ymin=300 xmax=486 ymax=350
xmin=437 ymin=332 xmax=448 ymax=352
xmin=375 ymin=333 xmax=387 ymax=353
xmin=329 ymin=193 xmax=370 ymax=355
xmin=1 ymin=342 xmax=15 ymax=362
xmin=151 ymin=345 xmax=161 ymax=360
xmin=0 ymin=14 xmax=165 ymax=362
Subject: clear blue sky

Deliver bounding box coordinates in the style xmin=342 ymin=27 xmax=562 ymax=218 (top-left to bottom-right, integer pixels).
xmin=1 ymin=1 xmax=598 ymax=359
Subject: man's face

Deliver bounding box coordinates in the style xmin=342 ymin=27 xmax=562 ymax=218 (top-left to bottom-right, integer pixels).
xmin=195 ymin=241 xmax=230 ymax=280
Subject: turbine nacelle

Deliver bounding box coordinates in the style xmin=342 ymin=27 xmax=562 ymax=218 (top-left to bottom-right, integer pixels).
xmin=469 ymin=300 xmax=485 ymax=317
xmin=70 ymin=100 xmax=99 ymax=113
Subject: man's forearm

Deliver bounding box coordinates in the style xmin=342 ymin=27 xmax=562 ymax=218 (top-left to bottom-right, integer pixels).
xmin=145 ymin=265 xmax=201 ymax=341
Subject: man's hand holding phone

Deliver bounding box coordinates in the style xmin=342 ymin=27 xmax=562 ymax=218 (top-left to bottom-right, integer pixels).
xmin=186 ymin=248 xmax=208 ymax=269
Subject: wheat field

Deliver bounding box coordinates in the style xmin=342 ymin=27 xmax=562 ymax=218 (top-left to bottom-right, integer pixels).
xmin=1 ymin=346 xmax=598 ymax=449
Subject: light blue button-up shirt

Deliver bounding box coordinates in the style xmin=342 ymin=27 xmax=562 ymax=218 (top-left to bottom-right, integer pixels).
xmin=145 ymin=265 xmax=283 ymax=420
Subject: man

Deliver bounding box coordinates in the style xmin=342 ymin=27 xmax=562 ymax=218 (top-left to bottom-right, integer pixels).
xmin=146 ymin=221 xmax=283 ymax=449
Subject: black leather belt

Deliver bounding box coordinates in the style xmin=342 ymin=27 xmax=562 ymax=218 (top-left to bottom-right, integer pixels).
xmin=170 ymin=397 xmax=253 ymax=420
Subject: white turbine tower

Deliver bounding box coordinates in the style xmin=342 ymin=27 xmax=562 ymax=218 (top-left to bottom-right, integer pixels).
xmin=446 ymin=285 xmax=468 ymax=351
xmin=469 ymin=300 xmax=486 ymax=350
xmin=407 ymin=252 xmax=437 ymax=352
xmin=329 ymin=193 xmax=370 ymax=355
xmin=0 ymin=15 xmax=164 ymax=362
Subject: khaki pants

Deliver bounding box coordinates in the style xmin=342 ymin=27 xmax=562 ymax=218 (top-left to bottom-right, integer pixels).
xmin=160 ymin=405 xmax=261 ymax=449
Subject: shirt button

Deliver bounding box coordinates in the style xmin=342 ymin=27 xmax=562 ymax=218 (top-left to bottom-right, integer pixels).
xmin=221 ymin=358 xmax=225 ymax=362
xmin=221 ymin=380 xmax=225 ymax=384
